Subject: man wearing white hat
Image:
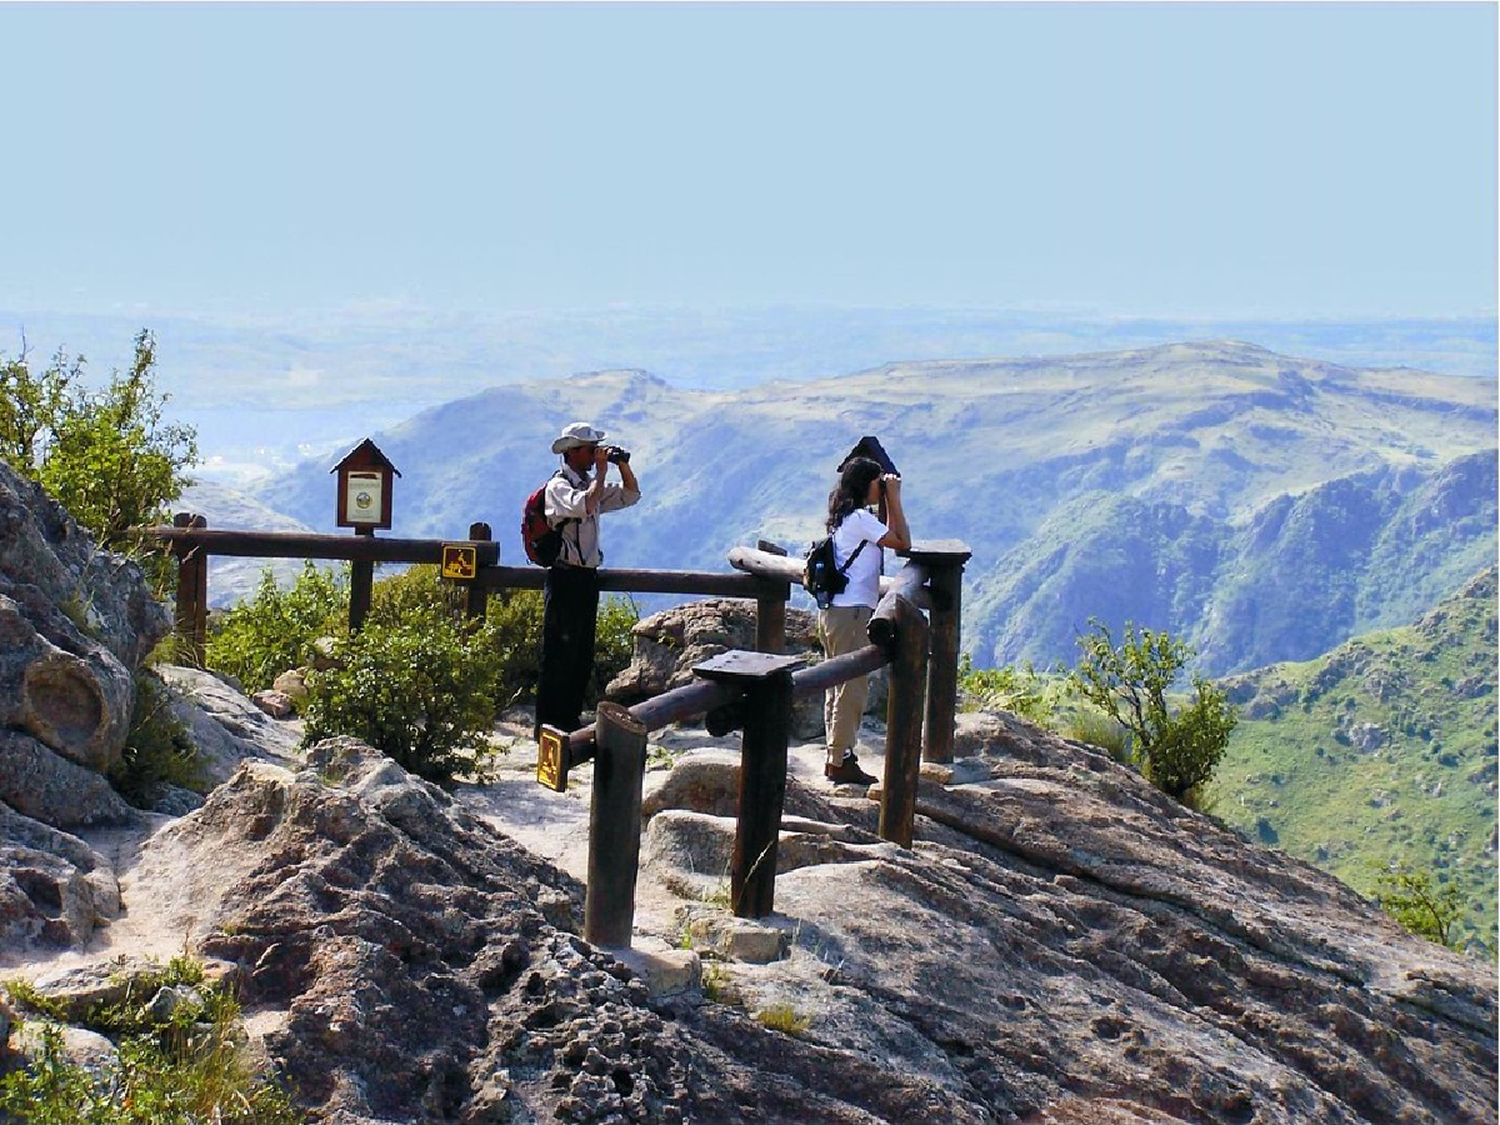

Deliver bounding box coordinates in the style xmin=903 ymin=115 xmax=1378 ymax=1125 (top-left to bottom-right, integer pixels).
xmin=535 ymin=421 xmax=641 ymax=738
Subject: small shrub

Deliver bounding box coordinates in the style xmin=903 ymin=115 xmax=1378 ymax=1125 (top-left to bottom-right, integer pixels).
xmin=700 ymin=962 xmax=741 ymax=1005
xmin=590 ymin=595 xmax=640 ymax=704
xmin=957 ymin=654 xmax=1054 ymax=725
xmin=484 ymin=588 xmax=545 ymax=708
xmin=109 ymin=672 xmax=207 ymax=808
xmin=755 ymin=1002 xmax=811 ymax=1035
xmin=2 ymin=979 xmax=68 ymax=1021
xmin=0 ymin=956 xmax=297 ymax=1125
xmin=480 ymin=589 xmax=638 ymax=712
xmin=205 ymin=563 xmax=347 ymax=692
xmin=0 ymin=1023 xmax=97 ymax=1124
xmin=301 ymin=608 xmax=503 ymax=785
xmin=1376 ymin=861 xmax=1467 ymax=950
xmin=1064 ymin=707 xmax=1132 ymax=763
xmin=366 ymin=563 xmax=466 ymax=625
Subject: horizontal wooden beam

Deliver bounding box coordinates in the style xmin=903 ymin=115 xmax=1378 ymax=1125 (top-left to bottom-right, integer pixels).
xmin=567 ymin=642 xmax=890 ymax=760
xmin=728 ymin=545 xmax=933 ymax=608
xmin=148 ymin=527 xmax=500 ymax=566
xmin=480 ymin=565 xmax=777 ymax=598
xmin=868 ymin=563 xmax=932 ymax=648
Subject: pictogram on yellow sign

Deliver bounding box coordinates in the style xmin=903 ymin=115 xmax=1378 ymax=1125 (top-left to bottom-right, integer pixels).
xmin=537 ymin=726 xmax=569 ymax=792
xmin=441 ymin=545 xmax=477 ymax=581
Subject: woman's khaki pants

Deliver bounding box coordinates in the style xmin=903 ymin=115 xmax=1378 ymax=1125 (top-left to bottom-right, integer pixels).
xmin=818 ymin=605 xmax=873 ymax=762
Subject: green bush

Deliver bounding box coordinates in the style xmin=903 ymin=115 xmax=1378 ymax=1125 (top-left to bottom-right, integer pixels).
xmin=591 ymin=595 xmax=640 ymax=704
xmin=1375 ymin=861 xmax=1468 ymax=950
xmin=485 ymin=588 xmax=543 ymax=708
xmin=1063 ymin=706 xmax=1132 ymax=762
xmin=109 ymin=672 xmax=207 ymax=808
xmin=1072 ymin=618 xmax=1238 ymax=807
xmin=957 ymin=654 xmax=1054 ymax=725
xmin=0 ymin=957 xmax=298 ymax=1124
xmin=205 ymin=563 xmax=347 ymax=692
xmin=366 ymin=563 xmax=466 ymax=626
xmin=480 ymin=588 xmax=638 ymax=712
xmin=301 ymin=607 xmax=503 ymax=785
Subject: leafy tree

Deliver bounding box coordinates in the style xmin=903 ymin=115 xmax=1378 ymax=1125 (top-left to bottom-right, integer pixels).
xmin=0 ymin=330 xmax=197 ymax=590
xmin=1376 ymin=862 xmax=1467 ymax=950
xmin=1072 ymin=618 xmax=1238 ymax=805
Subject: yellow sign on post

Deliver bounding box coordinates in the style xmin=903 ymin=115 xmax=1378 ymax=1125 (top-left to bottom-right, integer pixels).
xmin=440 ymin=544 xmax=478 ymax=581
xmin=537 ymin=726 xmax=569 ymax=792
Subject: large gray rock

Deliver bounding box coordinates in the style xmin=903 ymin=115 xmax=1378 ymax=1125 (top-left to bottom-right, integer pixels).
xmin=0 ymin=585 xmax=133 ymax=773
xmin=0 ymin=729 xmax=135 ymax=829
xmin=0 ymin=460 xmax=169 ymax=671
xmin=156 ymin=664 xmax=301 ymax=783
xmin=0 ymin=787 xmax=120 ymax=952
xmin=0 ymin=459 xmax=170 ymax=820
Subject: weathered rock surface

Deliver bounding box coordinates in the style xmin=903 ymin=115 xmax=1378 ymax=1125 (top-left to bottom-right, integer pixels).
xmin=156 ymin=664 xmax=301 ymax=783
xmin=36 ymin=712 xmax=1484 ymax=1125
xmin=0 ymin=798 xmax=120 ymax=951
xmin=0 ymin=728 xmax=135 ymax=830
xmin=0 ymin=460 xmax=169 ymax=782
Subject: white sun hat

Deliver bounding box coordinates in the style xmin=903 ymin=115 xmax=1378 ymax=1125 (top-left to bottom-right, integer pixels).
xmin=551 ymin=421 xmax=608 ymax=455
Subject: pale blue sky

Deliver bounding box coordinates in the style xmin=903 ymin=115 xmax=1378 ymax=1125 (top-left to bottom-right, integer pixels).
xmin=2 ymin=2 xmax=1495 ymax=320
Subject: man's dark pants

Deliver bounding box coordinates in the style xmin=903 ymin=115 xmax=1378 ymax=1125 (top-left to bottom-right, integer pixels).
xmin=535 ymin=563 xmax=601 ymax=738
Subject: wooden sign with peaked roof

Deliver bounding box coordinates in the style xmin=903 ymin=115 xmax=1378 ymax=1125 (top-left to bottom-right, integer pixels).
xmin=332 ymin=438 xmax=401 ymax=530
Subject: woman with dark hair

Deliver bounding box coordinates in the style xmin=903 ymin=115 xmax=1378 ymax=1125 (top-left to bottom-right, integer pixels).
xmin=819 ymin=456 xmax=911 ymax=785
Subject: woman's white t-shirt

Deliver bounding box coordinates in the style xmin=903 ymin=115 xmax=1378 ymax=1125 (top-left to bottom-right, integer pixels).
xmin=829 ymin=507 xmax=888 ymax=608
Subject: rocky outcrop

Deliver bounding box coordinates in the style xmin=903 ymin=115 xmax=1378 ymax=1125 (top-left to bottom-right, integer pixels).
xmin=156 ymin=664 xmax=301 ymax=784
xmin=0 ymin=797 xmax=120 ymax=950
xmin=0 ymin=458 xmax=168 ymax=801
xmin=59 ymin=717 xmax=1493 ymax=1125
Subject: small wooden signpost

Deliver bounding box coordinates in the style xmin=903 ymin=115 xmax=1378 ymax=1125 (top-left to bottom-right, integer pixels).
xmin=331 ymin=439 xmax=401 ymax=631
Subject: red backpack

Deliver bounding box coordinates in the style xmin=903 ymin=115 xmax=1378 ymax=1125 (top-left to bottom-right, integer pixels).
xmin=521 ymin=471 xmax=575 ymax=567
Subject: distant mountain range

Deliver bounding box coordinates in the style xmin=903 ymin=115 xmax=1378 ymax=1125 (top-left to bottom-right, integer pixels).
xmin=228 ymin=340 xmax=1495 ymax=677
xmin=6 ymin=306 xmax=1494 ymax=485
xmin=1216 ymin=567 xmax=1498 ymax=954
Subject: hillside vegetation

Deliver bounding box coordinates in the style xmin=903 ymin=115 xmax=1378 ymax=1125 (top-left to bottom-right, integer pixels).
xmin=252 ymin=340 xmax=1497 ymax=676
xmin=1214 ymin=568 xmax=1498 ymax=954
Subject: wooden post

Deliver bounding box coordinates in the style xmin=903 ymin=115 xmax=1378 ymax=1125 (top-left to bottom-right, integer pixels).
xmin=900 ymin=542 xmax=971 ymax=764
xmin=922 ymin=560 xmax=964 ymax=763
xmin=879 ymin=596 xmax=929 ymax=848
xmin=754 ymin=539 xmax=788 ymax=655
xmin=465 ymin=522 xmax=492 ymax=620
xmin=733 ymin=667 xmax=795 ymax=919
xmin=584 ymin=702 xmax=649 ymax=948
xmin=693 ymin=650 xmax=803 ymax=919
xmin=349 ymin=528 xmax=375 ymax=632
xmin=171 ymin=513 xmax=208 ymax=668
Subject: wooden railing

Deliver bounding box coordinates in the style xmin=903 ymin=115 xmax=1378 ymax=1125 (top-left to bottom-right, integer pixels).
xmin=150 ymin=516 xmax=970 ymax=949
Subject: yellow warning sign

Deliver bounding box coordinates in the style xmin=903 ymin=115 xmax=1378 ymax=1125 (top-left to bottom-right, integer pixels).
xmin=441 ymin=544 xmax=477 ymax=581
xmin=537 ymin=726 xmax=569 ymax=792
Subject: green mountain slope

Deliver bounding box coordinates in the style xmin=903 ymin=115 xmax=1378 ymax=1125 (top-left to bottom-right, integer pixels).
xmin=1214 ymin=567 xmax=1498 ymax=954
xmin=970 ymin=450 xmax=1497 ymax=674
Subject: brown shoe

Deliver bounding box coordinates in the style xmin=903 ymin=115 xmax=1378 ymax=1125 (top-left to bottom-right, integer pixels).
xmin=825 ymin=754 xmax=877 ymax=786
